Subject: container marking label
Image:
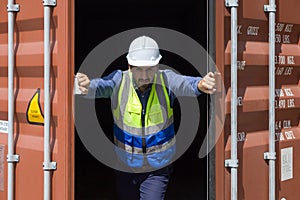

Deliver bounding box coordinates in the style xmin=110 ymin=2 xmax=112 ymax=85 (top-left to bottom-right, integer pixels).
xmin=281 ymin=147 xmax=293 ymax=181
xmin=275 ymin=67 xmax=294 ymax=76
xmin=237 ymin=132 xmax=247 ymax=142
xmin=0 ymin=144 xmax=4 ymax=191
xmin=247 ymin=25 xmax=260 ymax=36
xmin=276 ymin=120 xmax=292 ymax=130
xmin=237 ymin=60 xmax=246 ymax=71
xmin=275 ymin=99 xmax=296 ymax=109
xmin=275 ymin=132 xmax=285 ymax=141
xmin=237 ymin=25 xmax=242 ymax=35
xmin=275 ymin=88 xmax=296 ymax=109
xmin=275 ymin=55 xmax=295 ymax=65
xmin=275 ymin=23 xmax=294 ymax=44
xmin=276 ymin=23 xmax=285 ymax=32
xmin=26 ymin=88 xmax=44 ymax=125
xmin=0 ymin=120 xmax=8 ymax=134
xmin=275 ymin=88 xmax=294 ymax=97
xmin=284 ymin=131 xmax=296 ymax=140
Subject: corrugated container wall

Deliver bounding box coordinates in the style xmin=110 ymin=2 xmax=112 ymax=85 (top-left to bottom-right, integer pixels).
xmin=215 ymin=0 xmax=300 ymax=199
xmin=0 ymin=0 xmax=74 ymax=199
xmin=0 ymin=0 xmax=299 ymax=199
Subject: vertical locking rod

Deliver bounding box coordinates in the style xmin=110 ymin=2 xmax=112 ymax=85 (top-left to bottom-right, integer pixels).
xmin=7 ymin=1 xmax=20 ymax=200
xmin=264 ymin=1 xmax=277 ymax=200
xmin=43 ymin=0 xmax=57 ymax=200
xmin=225 ymin=1 xmax=239 ymax=200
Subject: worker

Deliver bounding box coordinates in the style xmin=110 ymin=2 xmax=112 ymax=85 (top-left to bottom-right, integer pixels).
xmin=76 ymin=36 xmax=217 ymax=200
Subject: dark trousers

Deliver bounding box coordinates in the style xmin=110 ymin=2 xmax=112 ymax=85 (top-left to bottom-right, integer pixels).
xmin=115 ymin=166 xmax=173 ymax=200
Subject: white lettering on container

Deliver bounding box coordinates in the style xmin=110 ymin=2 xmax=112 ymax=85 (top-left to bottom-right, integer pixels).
xmin=284 ymin=24 xmax=293 ymax=33
xmin=285 ymin=131 xmax=296 ymax=140
xmin=278 ymin=56 xmax=286 ymax=64
xmin=275 ymin=56 xmax=295 ymax=75
xmin=275 ymin=35 xmax=291 ymax=44
xmin=247 ymin=26 xmax=260 ymax=36
xmin=275 ymin=89 xmax=284 ymax=97
xmin=275 ymin=34 xmax=281 ymax=43
xmin=237 ymin=25 xmax=242 ymax=35
xmin=237 ymin=132 xmax=247 ymax=142
xmin=280 ymin=133 xmax=285 ymax=141
xmin=237 ymin=60 xmax=246 ymax=70
xmin=275 ymin=121 xmax=282 ymax=130
xmin=284 ymin=67 xmax=293 ymax=75
xmin=275 ymin=56 xmax=286 ymax=65
xmin=276 ymin=67 xmax=284 ymax=75
xmin=287 ymin=56 xmax=295 ymax=65
xmin=275 ymin=132 xmax=285 ymax=141
xmin=276 ymin=120 xmax=292 ymax=130
xmin=275 ymin=99 xmax=295 ymax=109
xmin=284 ymin=88 xmax=294 ymax=97
xmin=283 ymin=35 xmax=290 ymax=44
xmin=275 ymin=23 xmax=285 ymax=32
xmin=275 ymin=24 xmax=293 ymax=44
xmin=275 ymin=67 xmax=294 ymax=76
xmin=275 ymin=99 xmax=286 ymax=109
xmin=283 ymin=120 xmax=292 ymax=129
xmin=287 ymin=99 xmax=295 ymax=108
xmin=237 ymin=96 xmax=243 ymax=106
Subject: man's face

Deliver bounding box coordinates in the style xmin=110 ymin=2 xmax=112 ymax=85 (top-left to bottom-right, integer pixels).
xmin=129 ymin=65 xmax=158 ymax=91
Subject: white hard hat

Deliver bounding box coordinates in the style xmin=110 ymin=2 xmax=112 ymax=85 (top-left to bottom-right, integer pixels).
xmin=126 ymin=36 xmax=162 ymax=67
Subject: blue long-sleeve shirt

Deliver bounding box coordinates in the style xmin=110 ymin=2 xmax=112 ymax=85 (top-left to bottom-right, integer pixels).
xmin=86 ymin=70 xmax=201 ymax=97
xmin=86 ymin=69 xmax=202 ymax=109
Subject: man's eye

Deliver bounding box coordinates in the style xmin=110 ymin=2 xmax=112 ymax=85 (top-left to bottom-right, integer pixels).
xmin=147 ymin=68 xmax=154 ymax=72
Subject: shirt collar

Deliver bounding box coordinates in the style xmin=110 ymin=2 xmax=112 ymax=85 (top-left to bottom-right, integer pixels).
xmin=132 ymin=79 xmax=152 ymax=94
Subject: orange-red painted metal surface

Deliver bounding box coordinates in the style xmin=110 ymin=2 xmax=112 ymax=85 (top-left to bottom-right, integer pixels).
xmin=0 ymin=0 xmax=299 ymax=199
xmin=0 ymin=0 xmax=74 ymax=199
xmin=216 ymin=0 xmax=300 ymax=199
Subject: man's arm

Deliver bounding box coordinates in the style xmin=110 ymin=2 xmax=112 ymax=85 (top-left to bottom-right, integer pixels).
xmin=163 ymin=70 xmax=217 ymax=97
xmin=76 ymin=70 xmax=122 ymax=98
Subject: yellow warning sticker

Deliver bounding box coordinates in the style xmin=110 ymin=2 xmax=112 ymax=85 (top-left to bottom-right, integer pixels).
xmin=26 ymin=88 xmax=44 ymax=125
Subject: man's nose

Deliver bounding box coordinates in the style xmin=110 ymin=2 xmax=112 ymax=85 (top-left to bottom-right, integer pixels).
xmin=141 ymin=70 xmax=147 ymax=79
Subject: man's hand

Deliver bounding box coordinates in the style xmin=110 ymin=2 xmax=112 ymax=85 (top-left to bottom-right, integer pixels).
xmin=76 ymin=72 xmax=90 ymax=95
xmin=198 ymin=72 xmax=218 ymax=94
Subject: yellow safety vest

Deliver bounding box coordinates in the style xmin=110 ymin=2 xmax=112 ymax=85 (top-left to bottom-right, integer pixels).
xmin=112 ymin=70 xmax=175 ymax=170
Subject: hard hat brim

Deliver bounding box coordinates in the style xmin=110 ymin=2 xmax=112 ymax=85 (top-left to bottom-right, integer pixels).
xmin=126 ymin=54 xmax=162 ymax=67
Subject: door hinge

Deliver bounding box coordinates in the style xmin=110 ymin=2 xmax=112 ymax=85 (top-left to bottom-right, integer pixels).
xmin=225 ymin=159 xmax=239 ymax=168
xmin=43 ymin=0 xmax=56 ymax=6
xmin=225 ymin=0 xmax=238 ymax=7
xmin=264 ymin=5 xmax=276 ymax=12
xmin=7 ymin=4 xmax=20 ymax=12
xmin=7 ymin=154 xmax=20 ymax=163
xmin=43 ymin=162 xmax=57 ymax=171
xmin=264 ymin=152 xmax=276 ymax=160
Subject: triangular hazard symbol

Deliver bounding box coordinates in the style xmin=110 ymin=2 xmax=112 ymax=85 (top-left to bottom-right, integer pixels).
xmin=26 ymin=88 xmax=44 ymax=125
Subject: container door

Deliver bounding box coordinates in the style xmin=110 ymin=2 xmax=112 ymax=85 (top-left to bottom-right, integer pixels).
xmin=215 ymin=0 xmax=300 ymax=199
xmin=0 ymin=0 xmax=75 ymax=199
